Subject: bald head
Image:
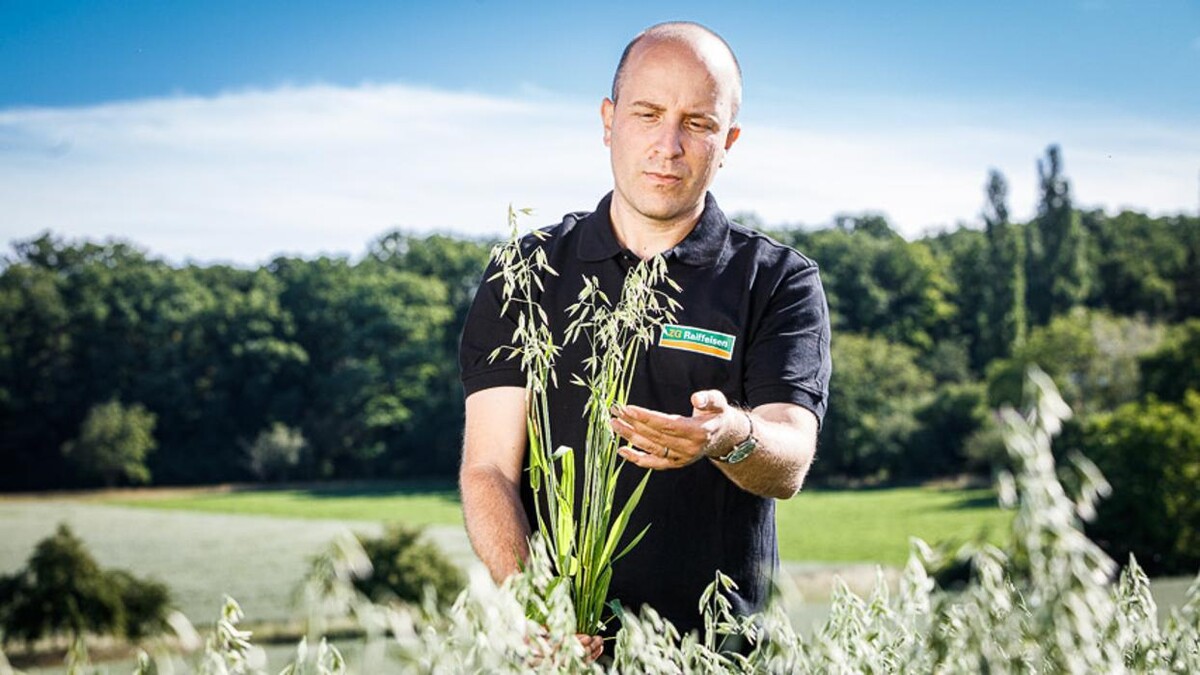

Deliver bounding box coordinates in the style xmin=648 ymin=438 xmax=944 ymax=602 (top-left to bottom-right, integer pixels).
xmin=611 ymin=22 xmax=743 ymax=123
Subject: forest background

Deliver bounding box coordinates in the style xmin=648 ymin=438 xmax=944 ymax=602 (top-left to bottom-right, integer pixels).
xmin=4 ymin=143 xmax=1199 ymax=576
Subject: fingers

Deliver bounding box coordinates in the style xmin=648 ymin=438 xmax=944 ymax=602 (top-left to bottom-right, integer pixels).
xmin=611 ymin=403 xmax=708 ymax=447
xmin=575 ymin=634 xmax=603 ymax=661
xmin=613 ymin=401 xmax=726 ymax=453
xmin=691 ymin=389 xmax=728 ymax=413
xmin=610 ymin=417 xmax=702 ymax=471
xmin=610 ymin=414 xmax=671 ymax=452
xmin=617 ymin=444 xmax=676 ymax=471
xmin=609 ymin=395 xmax=736 ymax=470
xmin=613 ymin=403 xmax=696 ymax=440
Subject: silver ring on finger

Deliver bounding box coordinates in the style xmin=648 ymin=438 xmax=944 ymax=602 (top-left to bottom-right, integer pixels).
xmin=661 ymin=444 xmax=670 ymax=458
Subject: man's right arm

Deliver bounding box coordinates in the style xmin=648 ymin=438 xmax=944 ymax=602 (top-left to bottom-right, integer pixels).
xmin=459 ymin=386 xmax=530 ymax=583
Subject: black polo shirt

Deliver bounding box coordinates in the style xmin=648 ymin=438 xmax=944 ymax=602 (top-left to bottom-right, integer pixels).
xmin=459 ymin=191 xmax=831 ymax=637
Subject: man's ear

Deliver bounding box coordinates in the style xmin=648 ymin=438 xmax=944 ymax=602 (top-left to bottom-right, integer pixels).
xmin=601 ymin=98 xmax=615 ymax=147
xmin=724 ymin=125 xmax=741 ymax=151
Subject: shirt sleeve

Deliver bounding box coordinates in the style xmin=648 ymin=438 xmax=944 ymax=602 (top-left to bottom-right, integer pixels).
xmin=743 ymin=258 xmax=833 ymax=426
xmin=458 ymin=258 xmax=528 ymax=398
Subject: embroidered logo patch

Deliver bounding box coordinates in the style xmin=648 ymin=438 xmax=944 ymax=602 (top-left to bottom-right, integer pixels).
xmin=658 ymin=324 xmax=736 ymax=361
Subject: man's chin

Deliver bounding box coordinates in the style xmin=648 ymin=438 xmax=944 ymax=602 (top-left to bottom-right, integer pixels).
xmin=629 ymin=197 xmax=703 ymax=224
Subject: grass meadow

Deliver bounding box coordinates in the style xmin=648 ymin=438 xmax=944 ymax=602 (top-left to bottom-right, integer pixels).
xmin=98 ymin=481 xmax=1013 ymax=565
xmin=774 ymin=486 xmax=1011 ymax=565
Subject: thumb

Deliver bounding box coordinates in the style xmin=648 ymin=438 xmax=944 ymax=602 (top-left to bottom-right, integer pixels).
xmin=691 ymin=390 xmax=727 ymax=413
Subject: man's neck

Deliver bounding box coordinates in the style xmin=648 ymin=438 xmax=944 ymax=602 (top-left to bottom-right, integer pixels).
xmin=608 ymin=197 xmax=704 ymax=260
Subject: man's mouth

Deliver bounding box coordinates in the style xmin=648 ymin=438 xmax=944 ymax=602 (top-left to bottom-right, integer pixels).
xmin=644 ymin=171 xmax=682 ymax=185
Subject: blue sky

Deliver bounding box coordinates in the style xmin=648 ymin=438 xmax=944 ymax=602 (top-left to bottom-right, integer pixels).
xmin=2 ymin=1 xmax=1198 ymax=264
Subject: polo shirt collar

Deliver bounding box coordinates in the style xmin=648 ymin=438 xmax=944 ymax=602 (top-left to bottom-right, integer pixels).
xmin=576 ymin=191 xmax=730 ymax=266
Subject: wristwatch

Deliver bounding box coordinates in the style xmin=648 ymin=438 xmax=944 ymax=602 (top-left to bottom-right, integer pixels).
xmin=716 ymin=410 xmax=758 ymax=464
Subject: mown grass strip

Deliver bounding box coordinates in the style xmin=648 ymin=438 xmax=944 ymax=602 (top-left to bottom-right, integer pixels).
xmin=106 ymin=482 xmax=463 ymax=526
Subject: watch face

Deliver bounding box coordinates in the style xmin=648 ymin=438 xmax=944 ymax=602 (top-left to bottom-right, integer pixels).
xmin=725 ymin=437 xmax=757 ymax=464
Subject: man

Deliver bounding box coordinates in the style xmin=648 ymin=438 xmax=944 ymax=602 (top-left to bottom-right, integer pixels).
xmin=458 ymin=21 xmax=831 ymax=654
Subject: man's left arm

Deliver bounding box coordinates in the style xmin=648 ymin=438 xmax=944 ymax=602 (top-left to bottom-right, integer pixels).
xmin=612 ymin=390 xmax=818 ymax=499
xmin=613 ymin=253 xmax=829 ymax=498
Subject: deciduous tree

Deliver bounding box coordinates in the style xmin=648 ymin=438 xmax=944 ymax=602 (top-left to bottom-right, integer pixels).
xmin=62 ymin=399 xmax=157 ymax=487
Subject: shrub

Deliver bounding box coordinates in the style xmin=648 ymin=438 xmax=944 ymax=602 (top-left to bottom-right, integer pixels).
xmin=985 ymin=309 xmax=1163 ymax=414
xmin=61 ymin=399 xmax=157 ymax=487
xmin=0 ymin=523 xmax=122 ymax=644
xmin=962 ymin=414 xmax=1006 ymax=473
xmin=902 ymin=381 xmax=989 ymax=478
xmin=1082 ymin=391 xmax=1200 ymax=576
xmin=352 ymin=524 xmax=464 ymax=607
xmin=244 ymin=422 xmax=307 ymax=482
xmin=1140 ymin=318 xmax=1200 ymax=403
xmin=820 ymin=333 xmax=933 ymax=480
xmin=107 ymin=570 xmax=172 ymax=641
xmin=0 ymin=524 xmax=171 ymax=645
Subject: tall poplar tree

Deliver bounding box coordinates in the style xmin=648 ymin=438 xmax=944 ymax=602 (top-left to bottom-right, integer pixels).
xmin=982 ymin=169 xmax=1026 ymax=361
xmin=1028 ymin=145 xmax=1089 ymax=326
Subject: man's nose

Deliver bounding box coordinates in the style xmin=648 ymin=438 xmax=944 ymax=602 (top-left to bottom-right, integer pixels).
xmin=650 ymin=120 xmax=684 ymax=158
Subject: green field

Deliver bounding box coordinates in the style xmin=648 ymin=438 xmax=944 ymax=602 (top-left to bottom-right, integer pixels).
xmin=102 ymin=481 xmax=1012 ymax=566
xmin=107 ymin=482 xmax=464 ymax=525
xmin=776 ymin=486 xmax=1012 ymax=565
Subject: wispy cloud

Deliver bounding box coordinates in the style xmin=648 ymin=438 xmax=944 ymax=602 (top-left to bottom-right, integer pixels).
xmin=1 ymin=83 xmax=1196 ymax=265
xmin=0 ymin=84 xmax=609 ymax=264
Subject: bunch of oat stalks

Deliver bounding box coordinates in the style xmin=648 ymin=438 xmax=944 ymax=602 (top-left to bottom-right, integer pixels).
xmin=487 ymin=206 xmax=681 ymax=635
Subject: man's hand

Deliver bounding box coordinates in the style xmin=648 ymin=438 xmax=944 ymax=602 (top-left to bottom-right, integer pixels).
xmin=577 ymin=634 xmax=604 ymax=662
xmin=612 ymin=390 xmax=819 ymax=498
xmin=527 ymin=631 xmax=604 ymax=666
xmin=611 ymin=389 xmax=747 ymax=470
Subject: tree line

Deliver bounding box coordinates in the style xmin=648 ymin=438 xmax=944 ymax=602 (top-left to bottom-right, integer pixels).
xmin=2 ymin=145 xmax=1198 ymax=571
xmin=765 ymin=146 xmax=1200 ymax=484
xmin=1 ymin=231 xmax=490 ymax=488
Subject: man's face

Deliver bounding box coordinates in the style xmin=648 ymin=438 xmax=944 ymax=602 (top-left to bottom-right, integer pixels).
xmin=602 ymin=38 xmax=740 ymax=227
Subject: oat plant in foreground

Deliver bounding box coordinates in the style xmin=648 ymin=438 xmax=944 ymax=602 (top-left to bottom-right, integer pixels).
xmin=488 ymin=206 xmax=681 ymax=635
